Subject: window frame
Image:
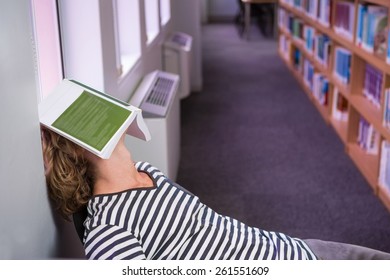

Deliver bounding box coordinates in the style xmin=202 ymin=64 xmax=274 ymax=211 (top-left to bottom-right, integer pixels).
xmin=144 ymin=0 xmax=160 ymax=45
xmin=159 ymin=0 xmax=171 ymax=26
xmin=30 ymin=0 xmax=64 ymax=101
xmin=113 ymin=0 xmax=142 ymax=79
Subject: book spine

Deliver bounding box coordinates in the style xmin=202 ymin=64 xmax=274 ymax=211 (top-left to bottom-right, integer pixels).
xmin=356 ymin=4 xmax=363 ymax=46
xmin=384 ymin=89 xmax=390 ymax=128
xmin=378 ymin=140 xmax=390 ymax=190
xmin=362 ymin=9 xmax=369 ymax=51
xmin=368 ymin=13 xmax=376 ymax=52
xmin=387 ymin=29 xmax=390 ymax=64
xmin=363 ymin=64 xmax=383 ymax=108
xmin=379 ymin=140 xmax=387 ymax=187
xmin=357 ymin=116 xmax=380 ymax=154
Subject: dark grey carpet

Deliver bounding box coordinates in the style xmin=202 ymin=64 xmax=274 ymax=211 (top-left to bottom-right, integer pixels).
xmin=176 ymin=23 xmax=390 ymax=253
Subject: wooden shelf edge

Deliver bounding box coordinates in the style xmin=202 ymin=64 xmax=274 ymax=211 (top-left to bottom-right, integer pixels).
xmin=329 ymin=118 xmax=348 ymax=144
xmin=378 ymin=186 xmax=390 ymax=212
xmin=347 ymin=143 xmax=379 ymax=190
xmin=349 ymin=95 xmax=390 ymax=142
xmin=278 ymin=51 xmax=331 ymax=124
xmin=313 ymin=101 xmax=329 ymax=124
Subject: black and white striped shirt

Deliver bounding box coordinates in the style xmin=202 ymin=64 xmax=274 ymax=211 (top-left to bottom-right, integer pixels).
xmin=83 ymin=162 xmax=317 ymax=260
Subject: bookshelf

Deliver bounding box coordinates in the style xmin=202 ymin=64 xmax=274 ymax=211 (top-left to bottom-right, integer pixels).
xmin=278 ymin=0 xmax=390 ymax=212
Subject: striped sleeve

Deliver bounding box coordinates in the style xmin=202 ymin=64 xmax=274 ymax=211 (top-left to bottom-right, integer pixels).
xmin=84 ymin=224 xmax=146 ymax=260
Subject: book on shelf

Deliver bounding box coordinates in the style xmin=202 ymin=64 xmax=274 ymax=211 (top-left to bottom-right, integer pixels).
xmin=279 ymin=8 xmax=294 ymax=32
xmin=356 ymin=4 xmax=388 ymax=58
xmin=39 ymin=79 xmax=151 ymax=159
xmin=314 ymin=34 xmax=331 ymax=67
xmin=303 ymin=59 xmax=314 ymax=90
xmin=387 ymin=29 xmax=390 ymax=64
xmin=279 ymin=34 xmax=291 ymax=60
xmin=383 ymin=88 xmax=390 ymax=129
xmin=292 ymin=0 xmax=304 ymax=11
xmin=293 ymin=49 xmax=303 ymax=72
xmin=333 ymin=47 xmax=352 ymax=85
xmin=334 ymin=1 xmax=355 ymax=42
xmin=318 ymin=0 xmax=331 ymax=28
xmin=292 ymin=18 xmax=304 ymax=43
xmin=312 ymin=73 xmax=329 ymax=106
xmin=379 ymin=140 xmax=390 ymax=192
xmin=363 ymin=63 xmax=383 ymax=109
xmin=304 ymin=0 xmax=318 ymax=20
xmin=280 ymin=0 xmax=292 ymax=5
xmin=304 ymin=25 xmax=315 ymax=54
xmin=332 ymin=88 xmax=348 ymax=122
xmin=278 ymin=8 xmax=287 ymax=30
xmin=356 ymin=4 xmax=365 ymax=47
xmin=358 ymin=117 xmax=380 ymax=155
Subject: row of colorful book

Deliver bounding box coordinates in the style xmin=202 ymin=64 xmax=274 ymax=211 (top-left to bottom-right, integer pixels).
xmin=298 ymin=59 xmax=383 ymax=156
xmin=333 ymin=1 xmax=355 ymax=42
xmin=301 ymin=58 xmax=330 ymax=108
xmin=280 ymin=11 xmax=386 ymax=118
xmin=383 ymin=89 xmax=390 ymax=130
xmin=303 ymin=58 xmax=314 ymax=90
xmin=314 ymin=34 xmax=331 ymax=68
xmin=332 ymin=88 xmax=348 ymax=122
xmin=356 ymin=3 xmax=388 ymax=59
xmin=278 ymin=9 xmax=304 ymax=43
xmin=363 ymin=63 xmax=383 ymax=109
xmin=379 ymin=140 xmax=390 ymax=193
xmin=358 ymin=117 xmax=380 ymax=155
xmin=280 ymin=0 xmax=331 ymax=27
xmin=312 ymin=73 xmax=329 ymax=106
xmin=333 ymin=47 xmax=351 ymax=85
xmin=279 ymin=34 xmax=291 ymax=61
xmin=280 ymin=1 xmax=390 ymax=65
xmin=279 ymin=8 xmax=332 ymax=69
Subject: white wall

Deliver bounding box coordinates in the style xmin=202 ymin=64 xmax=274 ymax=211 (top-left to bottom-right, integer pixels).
xmin=0 ymin=0 xmax=62 ymax=259
xmin=171 ymin=0 xmax=203 ymax=92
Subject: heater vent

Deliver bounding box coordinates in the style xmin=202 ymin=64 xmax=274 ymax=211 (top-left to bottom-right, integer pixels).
xmin=132 ymin=71 xmax=179 ymax=117
xmin=144 ymin=76 xmax=175 ymax=107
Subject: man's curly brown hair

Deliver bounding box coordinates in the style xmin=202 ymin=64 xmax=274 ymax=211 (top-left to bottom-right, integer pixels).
xmin=42 ymin=129 xmax=95 ymax=221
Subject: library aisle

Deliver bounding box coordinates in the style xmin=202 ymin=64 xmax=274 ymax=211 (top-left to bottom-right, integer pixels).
xmin=176 ymin=22 xmax=390 ymax=253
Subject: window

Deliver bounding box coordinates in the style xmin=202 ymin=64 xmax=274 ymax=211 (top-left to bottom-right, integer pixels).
xmin=144 ymin=0 xmax=160 ymax=44
xmin=160 ymin=0 xmax=171 ymax=25
xmin=113 ymin=0 xmax=141 ymax=77
xmin=30 ymin=0 xmax=63 ymax=100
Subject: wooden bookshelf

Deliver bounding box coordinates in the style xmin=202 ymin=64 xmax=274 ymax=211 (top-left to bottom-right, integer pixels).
xmin=278 ymin=0 xmax=390 ymax=212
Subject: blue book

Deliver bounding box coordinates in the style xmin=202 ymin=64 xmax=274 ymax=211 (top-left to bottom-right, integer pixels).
xmin=365 ymin=5 xmax=388 ymax=53
xmin=346 ymin=53 xmax=351 ymax=83
xmin=336 ymin=49 xmax=342 ymax=81
xmin=388 ymin=29 xmax=390 ymax=64
xmin=367 ymin=12 xmax=376 ymax=52
xmin=335 ymin=48 xmax=351 ymax=85
xmin=362 ymin=8 xmax=369 ymax=50
xmin=382 ymin=89 xmax=390 ymax=128
xmin=356 ymin=4 xmax=366 ymax=46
